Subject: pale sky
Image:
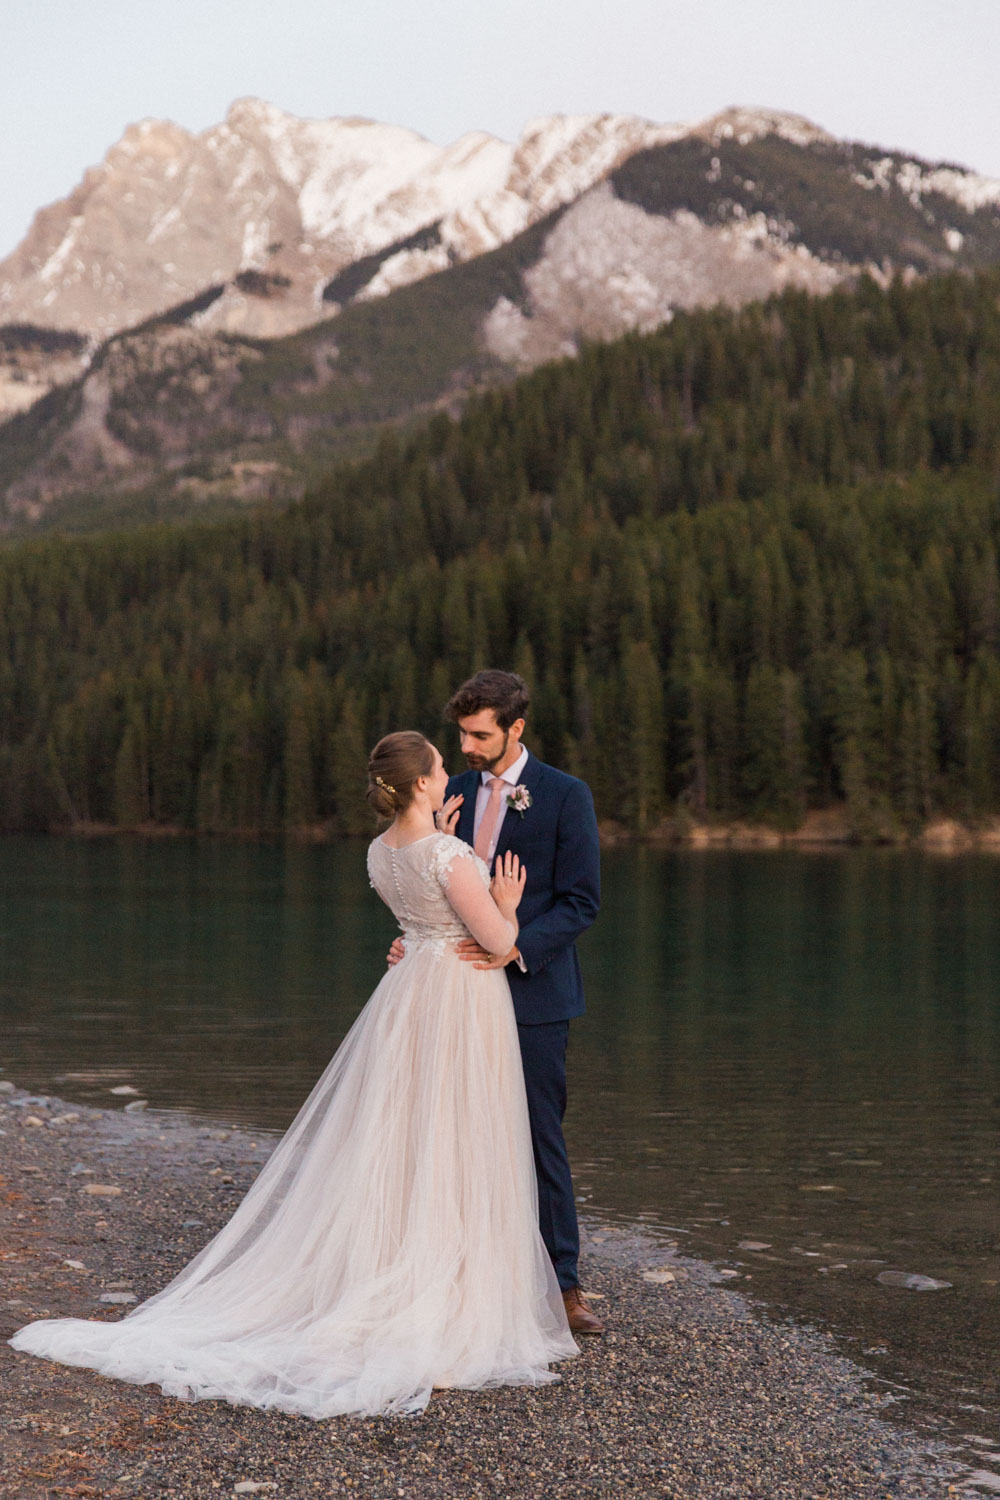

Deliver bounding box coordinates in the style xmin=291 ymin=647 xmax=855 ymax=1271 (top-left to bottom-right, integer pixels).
xmin=2 ymin=0 xmax=998 ymax=260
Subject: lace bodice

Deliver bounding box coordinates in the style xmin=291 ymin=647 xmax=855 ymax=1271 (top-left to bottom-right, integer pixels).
xmin=367 ymin=833 xmax=516 ymax=958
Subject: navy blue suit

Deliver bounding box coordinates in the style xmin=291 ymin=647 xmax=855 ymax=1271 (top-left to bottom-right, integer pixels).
xmin=447 ymin=751 xmax=600 ymax=1289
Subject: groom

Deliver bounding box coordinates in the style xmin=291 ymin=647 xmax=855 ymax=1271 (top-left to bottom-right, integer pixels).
xmin=393 ymin=669 xmax=603 ymax=1334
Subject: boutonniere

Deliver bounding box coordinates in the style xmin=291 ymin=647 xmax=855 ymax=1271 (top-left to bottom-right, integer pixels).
xmin=507 ymin=785 xmax=532 ymax=817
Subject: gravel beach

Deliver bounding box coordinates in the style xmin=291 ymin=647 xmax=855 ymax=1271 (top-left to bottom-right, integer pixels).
xmin=0 ymin=1084 xmax=962 ymax=1499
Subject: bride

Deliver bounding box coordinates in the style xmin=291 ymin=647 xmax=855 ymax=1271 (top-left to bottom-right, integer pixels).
xmin=9 ymin=731 xmax=577 ymax=1417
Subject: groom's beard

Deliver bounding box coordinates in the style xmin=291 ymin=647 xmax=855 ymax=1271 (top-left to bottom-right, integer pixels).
xmin=464 ymin=731 xmax=509 ymax=773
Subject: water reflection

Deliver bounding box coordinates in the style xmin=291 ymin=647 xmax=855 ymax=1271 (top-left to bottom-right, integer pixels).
xmin=568 ymin=848 xmax=1000 ymax=1444
xmin=1 ymin=838 xmax=998 ymax=1442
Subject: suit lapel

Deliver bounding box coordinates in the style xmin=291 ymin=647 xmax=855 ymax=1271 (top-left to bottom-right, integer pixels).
xmin=493 ymin=752 xmax=544 ymax=862
xmin=455 ymin=769 xmax=480 ymax=848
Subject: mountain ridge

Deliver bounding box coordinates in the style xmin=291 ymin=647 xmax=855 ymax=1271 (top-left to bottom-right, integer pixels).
xmin=3 ymin=102 xmax=1000 ymax=528
xmin=0 ymin=102 xmax=684 ymax=341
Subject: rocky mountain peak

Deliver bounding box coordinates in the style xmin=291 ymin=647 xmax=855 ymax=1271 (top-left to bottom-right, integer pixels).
xmin=110 ymin=115 xmax=194 ymax=158
xmin=0 ymin=104 xmax=682 ymax=344
xmin=694 ymin=106 xmax=833 ymax=148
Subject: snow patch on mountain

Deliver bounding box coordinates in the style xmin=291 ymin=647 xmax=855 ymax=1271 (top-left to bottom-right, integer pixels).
xmin=482 ymin=183 xmax=842 ymax=366
xmin=852 ymin=155 xmax=1000 ymax=213
xmin=354 ymin=244 xmax=453 ymax=301
xmin=38 ymin=215 xmax=85 ymax=284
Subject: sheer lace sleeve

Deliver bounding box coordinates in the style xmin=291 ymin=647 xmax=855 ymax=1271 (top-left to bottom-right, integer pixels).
xmin=432 ymin=838 xmax=517 ymax=956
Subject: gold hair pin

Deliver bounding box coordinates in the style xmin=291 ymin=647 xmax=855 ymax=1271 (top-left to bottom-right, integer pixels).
xmin=375 ymin=775 xmax=397 ymax=796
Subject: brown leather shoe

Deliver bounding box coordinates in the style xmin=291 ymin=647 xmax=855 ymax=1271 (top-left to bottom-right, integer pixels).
xmin=562 ymin=1286 xmax=605 ymax=1335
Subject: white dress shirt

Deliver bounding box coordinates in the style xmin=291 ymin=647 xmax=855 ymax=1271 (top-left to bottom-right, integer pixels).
xmin=472 ymin=745 xmax=529 ymax=863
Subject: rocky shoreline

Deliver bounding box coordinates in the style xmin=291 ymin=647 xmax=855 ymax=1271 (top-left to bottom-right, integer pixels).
xmin=605 ymin=809 xmax=1000 ymax=852
xmin=0 ymin=1082 xmax=962 ymax=1498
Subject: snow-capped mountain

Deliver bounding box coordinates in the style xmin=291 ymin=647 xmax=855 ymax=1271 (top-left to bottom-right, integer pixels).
xmin=2 ymin=98 xmax=998 ymax=362
xmin=3 ymin=101 xmax=1000 ymax=526
xmin=0 ymin=101 xmax=683 ymax=342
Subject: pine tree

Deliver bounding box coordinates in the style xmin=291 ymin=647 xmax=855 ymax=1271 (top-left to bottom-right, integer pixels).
xmin=741 ymin=665 xmax=807 ymax=826
xmin=113 ymin=714 xmax=148 ymax=828
xmin=829 ymin=652 xmax=878 ymax=836
xmin=622 ymin=640 xmax=665 ymax=834
xmin=283 ymin=677 xmax=316 ymax=829
xmin=329 ymin=699 xmax=370 ymax=836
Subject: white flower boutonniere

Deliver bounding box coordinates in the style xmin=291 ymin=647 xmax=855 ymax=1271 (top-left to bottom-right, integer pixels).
xmin=507 ymin=785 xmax=532 ymax=818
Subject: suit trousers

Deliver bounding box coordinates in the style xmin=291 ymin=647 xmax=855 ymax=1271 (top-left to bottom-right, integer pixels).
xmin=516 ymin=1018 xmax=579 ymax=1291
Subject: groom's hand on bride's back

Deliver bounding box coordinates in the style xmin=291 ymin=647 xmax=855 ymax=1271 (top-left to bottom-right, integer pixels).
xmin=455 ymin=937 xmax=521 ymax=970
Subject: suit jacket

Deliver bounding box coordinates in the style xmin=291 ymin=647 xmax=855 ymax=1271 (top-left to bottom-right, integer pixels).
xmin=447 ymin=751 xmax=600 ymax=1026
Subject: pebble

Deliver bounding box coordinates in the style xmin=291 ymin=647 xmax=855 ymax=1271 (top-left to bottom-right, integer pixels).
xmin=49 ymin=1113 xmax=81 ymax=1125
xmin=82 ymin=1183 xmax=122 ymax=1197
xmin=123 ymin=1100 xmax=149 ymax=1112
xmin=233 ymin=1484 xmax=278 ymax=1495
xmin=98 ymin=1292 xmax=138 ymax=1304
xmin=0 ymin=1080 xmax=14 ymax=1093
xmin=737 ymin=1240 xmax=772 ymax=1251
xmin=63 ymin=1260 xmax=87 ymax=1271
xmin=642 ymin=1269 xmax=676 ymax=1284
xmin=876 ymin=1271 xmax=953 ymax=1292
xmin=109 ymin=1085 xmax=141 ymax=1096
xmin=24 ymin=1115 xmax=45 ymax=1127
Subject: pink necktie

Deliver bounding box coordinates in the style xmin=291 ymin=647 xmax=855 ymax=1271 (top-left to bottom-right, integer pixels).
xmin=474 ymin=777 xmax=507 ymax=863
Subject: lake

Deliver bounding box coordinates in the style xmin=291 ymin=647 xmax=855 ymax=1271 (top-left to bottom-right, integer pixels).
xmin=1 ymin=837 xmax=997 ymax=1459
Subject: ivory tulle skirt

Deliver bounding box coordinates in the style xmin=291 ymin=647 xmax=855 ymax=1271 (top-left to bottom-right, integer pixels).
xmin=9 ymin=945 xmax=577 ymax=1416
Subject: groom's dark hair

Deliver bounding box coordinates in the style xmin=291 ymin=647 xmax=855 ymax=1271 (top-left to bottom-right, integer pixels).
xmin=444 ymin=670 xmax=529 ymax=730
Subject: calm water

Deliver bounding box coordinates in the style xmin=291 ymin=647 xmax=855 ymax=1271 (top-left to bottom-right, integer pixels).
xmin=1 ymin=838 xmax=998 ymax=1454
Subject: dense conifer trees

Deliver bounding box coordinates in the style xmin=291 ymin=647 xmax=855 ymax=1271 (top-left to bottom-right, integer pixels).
xmin=1 ymin=268 xmax=1000 ymax=835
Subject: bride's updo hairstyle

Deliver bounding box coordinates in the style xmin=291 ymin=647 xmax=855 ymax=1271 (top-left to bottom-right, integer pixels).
xmin=366 ymin=732 xmax=435 ymax=819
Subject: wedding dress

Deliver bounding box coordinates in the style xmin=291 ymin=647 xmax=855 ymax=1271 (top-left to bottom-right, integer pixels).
xmin=9 ymin=834 xmax=577 ymax=1417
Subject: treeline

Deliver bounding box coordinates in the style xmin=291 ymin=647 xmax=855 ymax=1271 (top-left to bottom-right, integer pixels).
xmin=2 ymin=268 xmax=1000 ymax=837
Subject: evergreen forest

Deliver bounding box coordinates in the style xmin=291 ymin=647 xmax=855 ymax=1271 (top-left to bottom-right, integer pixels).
xmin=2 ymin=267 xmax=1000 ymax=839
